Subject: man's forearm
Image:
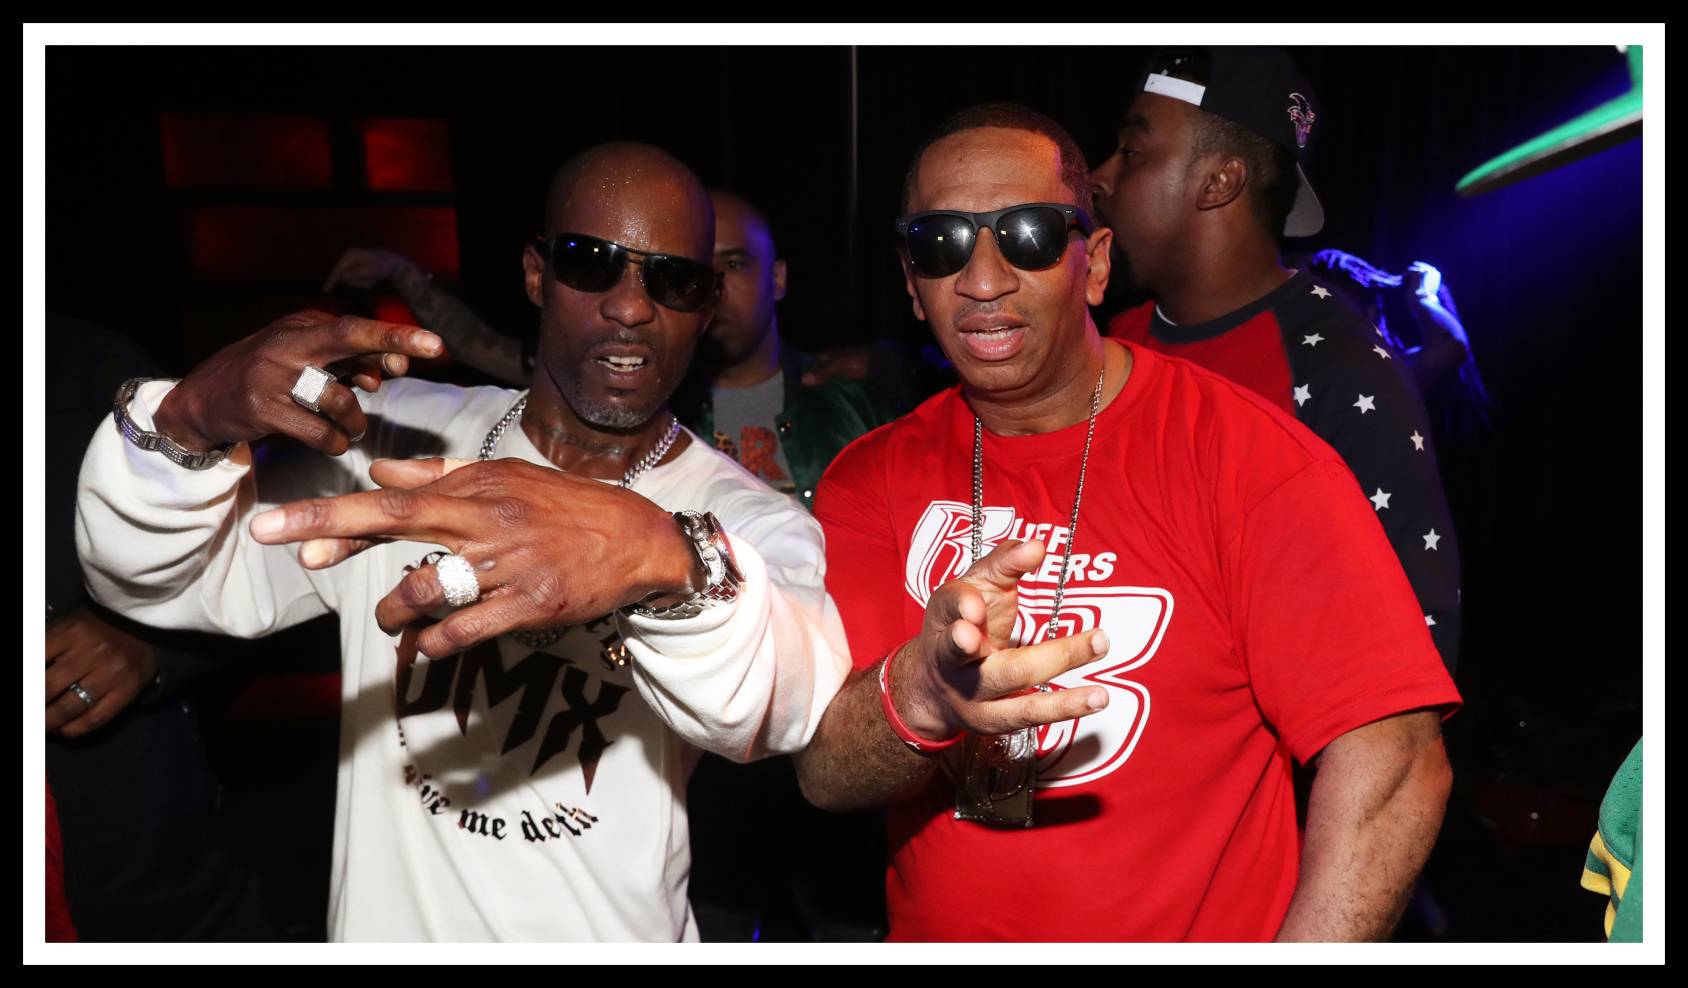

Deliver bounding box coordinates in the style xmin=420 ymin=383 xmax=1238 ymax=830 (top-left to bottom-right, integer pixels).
xmin=1276 ymin=711 xmax=1452 ymax=941
xmin=794 ymin=660 xmax=940 ymax=812
xmin=393 ymin=266 xmax=526 ymax=385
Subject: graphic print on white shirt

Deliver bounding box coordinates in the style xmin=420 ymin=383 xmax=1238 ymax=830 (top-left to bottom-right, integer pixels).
xmin=392 ymin=579 xmax=636 ymax=844
xmin=905 ymin=501 xmax=1173 ymax=789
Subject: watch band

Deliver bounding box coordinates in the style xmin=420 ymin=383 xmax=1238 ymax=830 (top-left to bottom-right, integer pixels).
xmin=628 ymin=511 xmax=744 ymax=620
xmin=112 ymin=378 xmax=234 ymax=471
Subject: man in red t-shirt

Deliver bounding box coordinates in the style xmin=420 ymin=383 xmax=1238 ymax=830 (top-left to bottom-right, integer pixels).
xmin=796 ymin=103 xmax=1460 ymax=941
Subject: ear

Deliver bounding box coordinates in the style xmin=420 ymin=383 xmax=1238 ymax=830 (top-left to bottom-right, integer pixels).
xmin=1083 ymin=227 xmax=1113 ymax=308
xmin=523 ymin=242 xmax=546 ymax=309
xmin=898 ymin=253 xmax=927 ymax=323
xmin=1196 ymin=155 xmax=1248 ymax=213
xmin=773 ymin=258 xmax=788 ymax=302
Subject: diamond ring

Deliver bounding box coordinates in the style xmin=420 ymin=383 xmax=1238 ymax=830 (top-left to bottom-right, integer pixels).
xmin=290 ymin=365 xmax=336 ymax=413
xmin=436 ymin=553 xmax=482 ymax=608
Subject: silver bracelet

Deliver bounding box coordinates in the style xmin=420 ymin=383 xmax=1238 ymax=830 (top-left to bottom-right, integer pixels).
xmin=112 ymin=377 xmax=234 ymax=471
xmin=626 ymin=511 xmax=744 ymax=620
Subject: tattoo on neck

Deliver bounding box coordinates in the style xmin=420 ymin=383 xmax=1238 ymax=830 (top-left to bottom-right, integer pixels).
xmin=528 ymin=422 xmax=632 ymax=458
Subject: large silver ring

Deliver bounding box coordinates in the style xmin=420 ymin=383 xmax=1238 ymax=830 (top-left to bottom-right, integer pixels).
xmin=436 ymin=553 xmax=482 ymax=608
xmin=68 ymin=681 xmax=95 ymax=708
xmin=290 ymin=365 xmax=336 ymax=413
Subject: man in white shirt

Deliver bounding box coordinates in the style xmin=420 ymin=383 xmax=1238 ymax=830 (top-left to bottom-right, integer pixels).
xmin=76 ymin=142 xmax=851 ymax=941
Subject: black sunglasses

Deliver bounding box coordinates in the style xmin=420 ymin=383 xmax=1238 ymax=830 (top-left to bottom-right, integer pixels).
xmin=534 ymin=233 xmax=721 ymax=313
xmin=893 ymin=203 xmax=1094 ymax=279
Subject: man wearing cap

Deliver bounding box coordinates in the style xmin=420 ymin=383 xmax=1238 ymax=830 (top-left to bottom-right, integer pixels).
xmin=1092 ymin=46 xmax=1464 ymax=671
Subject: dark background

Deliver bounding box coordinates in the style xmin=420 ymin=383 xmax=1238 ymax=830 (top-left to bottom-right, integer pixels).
xmin=44 ymin=45 xmax=1643 ymax=942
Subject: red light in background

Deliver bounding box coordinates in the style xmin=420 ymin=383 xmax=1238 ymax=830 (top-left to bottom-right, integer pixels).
xmin=362 ymin=118 xmax=454 ymax=192
xmin=160 ymin=113 xmax=334 ymax=189
xmin=188 ymin=205 xmax=460 ymax=281
xmin=373 ymin=297 xmax=419 ymax=326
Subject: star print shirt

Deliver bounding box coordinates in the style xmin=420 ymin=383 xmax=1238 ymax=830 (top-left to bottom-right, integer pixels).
xmin=814 ymin=341 xmax=1461 ymax=941
xmin=1109 ymin=271 xmax=1463 ymax=671
xmin=75 ymin=377 xmax=851 ymax=941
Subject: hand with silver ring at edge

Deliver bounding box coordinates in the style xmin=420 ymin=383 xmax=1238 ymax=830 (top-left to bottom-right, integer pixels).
xmin=148 ymin=309 xmax=447 ymax=460
xmin=45 ymin=608 xmax=160 ymax=738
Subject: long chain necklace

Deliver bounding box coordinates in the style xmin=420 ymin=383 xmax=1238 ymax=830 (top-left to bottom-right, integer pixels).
xmin=971 ymin=365 xmax=1106 ymax=641
xmin=955 ymin=362 xmax=1107 ymax=826
xmin=479 ymin=392 xmax=682 ymax=650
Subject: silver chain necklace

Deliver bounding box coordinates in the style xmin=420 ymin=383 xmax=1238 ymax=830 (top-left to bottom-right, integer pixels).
xmin=971 ymin=365 xmax=1106 ymax=641
xmin=480 ymin=393 xmax=681 ymax=488
xmin=479 ymin=392 xmax=682 ymax=649
xmin=955 ymin=363 xmax=1107 ymax=827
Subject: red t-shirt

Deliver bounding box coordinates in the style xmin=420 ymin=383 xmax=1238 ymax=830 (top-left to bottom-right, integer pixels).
xmin=813 ymin=341 xmax=1460 ymax=942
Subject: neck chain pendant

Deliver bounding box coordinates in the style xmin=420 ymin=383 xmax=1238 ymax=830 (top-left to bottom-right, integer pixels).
xmin=954 ymin=366 xmax=1106 ymax=828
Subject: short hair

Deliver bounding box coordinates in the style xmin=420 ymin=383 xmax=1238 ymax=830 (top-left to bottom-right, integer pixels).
xmin=901 ymin=102 xmax=1092 ymax=215
xmin=1187 ymin=109 xmax=1300 ymax=237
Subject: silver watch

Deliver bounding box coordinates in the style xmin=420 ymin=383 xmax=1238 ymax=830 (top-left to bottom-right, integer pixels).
xmin=112 ymin=378 xmax=234 ymax=470
xmin=628 ymin=511 xmax=744 ymax=620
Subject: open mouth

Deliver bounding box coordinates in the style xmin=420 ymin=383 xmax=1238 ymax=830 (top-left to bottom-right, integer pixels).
xmin=957 ymin=323 xmax=1027 ymax=361
xmin=585 ymin=342 xmax=660 ymax=390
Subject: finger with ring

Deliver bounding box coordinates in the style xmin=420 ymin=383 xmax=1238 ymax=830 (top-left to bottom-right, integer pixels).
xmin=436 ymin=553 xmax=482 ymax=608
xmin=290 ymin=364 xmax=337 ymax=412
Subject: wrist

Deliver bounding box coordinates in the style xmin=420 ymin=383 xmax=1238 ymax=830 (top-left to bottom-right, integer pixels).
xmin=636 ymin=511 xmax=708 ymax=601
xmin=151 ymin=384 xmax=218 ymax=452
xmin=880 ymin=644 xmax=962 ymax=752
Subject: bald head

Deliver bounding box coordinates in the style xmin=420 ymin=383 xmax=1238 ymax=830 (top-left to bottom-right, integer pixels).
xmin=544 ymin=142 xmax=715 ymax=262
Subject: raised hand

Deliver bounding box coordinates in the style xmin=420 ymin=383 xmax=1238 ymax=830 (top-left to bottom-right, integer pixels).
xmin=885 ymin=539 xmax=1110 ymax=742
xmin=248 ymin=457 xmax=703 ymax=658
xmin=151 ymin=310 xmax=444 ymax=455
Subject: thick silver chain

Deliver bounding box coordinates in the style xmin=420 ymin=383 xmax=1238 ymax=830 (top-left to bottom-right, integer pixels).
xmin=479 ymin=392 xmax=682 ymax=649
xmin=971 ymin=366 xmax=1105 ymax=643
xmin=480 ymin=393 xmax=680 ymax=488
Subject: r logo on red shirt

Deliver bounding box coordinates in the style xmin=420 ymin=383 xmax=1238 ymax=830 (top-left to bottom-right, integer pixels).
xmin=905 ymin=501 xmax=1174 ymax=788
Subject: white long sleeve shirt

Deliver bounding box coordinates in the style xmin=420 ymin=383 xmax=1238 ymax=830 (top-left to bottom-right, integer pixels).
xmin=75 ymin=377 xmax=852 ymax=942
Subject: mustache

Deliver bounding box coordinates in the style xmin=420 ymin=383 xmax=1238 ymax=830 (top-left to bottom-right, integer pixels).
xmin=581 ymin=328 xmax=660 ymax=352
xmin=953 ymin=301 xmax=1024 ymax=323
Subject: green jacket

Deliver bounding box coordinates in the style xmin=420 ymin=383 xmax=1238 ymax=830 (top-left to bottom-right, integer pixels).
xmin=678 ymin=346 xmax=893 ymax=511
xmin=1581 ymin=739 xmax=1643 ymax=942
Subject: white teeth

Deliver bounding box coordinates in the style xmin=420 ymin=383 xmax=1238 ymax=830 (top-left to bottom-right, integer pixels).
xmin=968 ymin=329 xmax=1016 ymax=340
xmin=601 ymin=355 xmax=647 ymax=369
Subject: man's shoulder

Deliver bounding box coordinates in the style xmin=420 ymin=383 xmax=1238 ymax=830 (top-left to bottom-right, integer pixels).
xmin=1276 ymin=277 xmax=1396 ymax=358
xmin=1271 ymin=283 xmax=1431 ymax=420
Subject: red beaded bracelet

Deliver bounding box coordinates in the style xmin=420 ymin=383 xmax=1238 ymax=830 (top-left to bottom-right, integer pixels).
xmin=878 ymin=651 xmax=962 ymax=753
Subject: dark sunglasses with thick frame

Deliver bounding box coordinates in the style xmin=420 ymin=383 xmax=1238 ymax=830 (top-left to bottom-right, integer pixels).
xmin=533 ymin=232 xmax=722 ymax=313
xmin=893 ymin=202 xmax=1095 ymax=279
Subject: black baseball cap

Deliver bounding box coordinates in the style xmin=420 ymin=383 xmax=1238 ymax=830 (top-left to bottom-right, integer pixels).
xmin=1134 ymin=46 xmax=1325 ymax=237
